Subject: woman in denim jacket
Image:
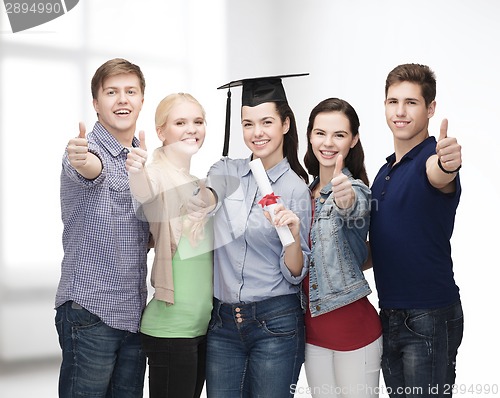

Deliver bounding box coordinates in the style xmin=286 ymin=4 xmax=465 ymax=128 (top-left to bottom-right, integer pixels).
xmin=303 ymin=98 xmax=382 ymax=398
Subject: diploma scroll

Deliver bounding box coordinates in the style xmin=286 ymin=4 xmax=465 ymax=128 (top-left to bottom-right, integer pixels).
xmin=249 ymin=158 xmax=295 ymax=247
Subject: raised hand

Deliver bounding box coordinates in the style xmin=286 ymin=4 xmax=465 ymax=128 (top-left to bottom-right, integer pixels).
xmin=126 ymin=131 xmax=148 ymax=173
xmin=331 ymin=154 xmax=355 ymax=209
xmin=436 ymin=119 xmax=462 ymax=173
xmin=67 ymin=122 xmax=89 ymax=169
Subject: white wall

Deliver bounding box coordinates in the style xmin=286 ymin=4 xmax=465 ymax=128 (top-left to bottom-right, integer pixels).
xmin=0 ymin=0 xmax=227 ymax=361
xmin=1 ymin=0 xmax=499 ymax=394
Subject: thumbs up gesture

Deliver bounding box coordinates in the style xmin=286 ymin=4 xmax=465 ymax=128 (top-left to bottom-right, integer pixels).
xmin=67 ymin=122 xmax=89 ymax=169
xmin=331 ymin=154 xmax=355 ymax=209
xmin=126 ymin=131 xmax=148 ymax=173
xmin=436 ymin=119 xmax=462 ymax=173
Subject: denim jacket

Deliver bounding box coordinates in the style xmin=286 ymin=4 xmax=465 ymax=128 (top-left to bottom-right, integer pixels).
xmin=308 ymin=169 xmax=372 ymax=317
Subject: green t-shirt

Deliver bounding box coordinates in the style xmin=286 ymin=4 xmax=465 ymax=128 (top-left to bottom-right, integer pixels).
xmin=140 ymin=229 xmax=213 ymax=338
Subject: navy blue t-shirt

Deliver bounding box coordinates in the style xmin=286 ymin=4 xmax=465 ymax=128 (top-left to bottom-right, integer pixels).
xmin=369 ymin=136 xmax=461 ymax=309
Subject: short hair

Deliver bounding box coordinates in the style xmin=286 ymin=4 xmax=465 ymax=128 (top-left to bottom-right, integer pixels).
xmin=385 ymin=63 xmax=436 ymax=107
xmin=91 ymin=58 xmax=145 ymax=99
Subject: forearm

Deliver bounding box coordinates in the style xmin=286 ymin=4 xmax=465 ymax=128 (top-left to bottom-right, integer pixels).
xmin=426 ymin=154 xmax=459 ymax=193
xmin=283 ymin=240 xmax=304 ymax=277
xmin=129 ymin=167 xmax=155 ymax=203
xmin=203 ymin=187 xmax=217 ymax=211
xmin=74 ymin=152 xmax=102 ymax=180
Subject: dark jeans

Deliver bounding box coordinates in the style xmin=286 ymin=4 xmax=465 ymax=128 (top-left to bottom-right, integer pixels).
xmin=206 ymin=294 xmax=305 ymax=398
xmin=380 ymin=301 xmax=464 ymax=398
xmin=55 ymin=301 xmax=146 ymax=398
xmin=141 ymin=333 xmax=207 ymax=398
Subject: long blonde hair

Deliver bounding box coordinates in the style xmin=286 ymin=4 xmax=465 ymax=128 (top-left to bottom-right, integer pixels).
xmin=152 ymin=93 xmax=208 ymax=247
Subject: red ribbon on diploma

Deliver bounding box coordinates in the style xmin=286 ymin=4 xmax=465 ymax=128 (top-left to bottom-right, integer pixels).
xmin=258 ymin=193 xmax=281 ymax=208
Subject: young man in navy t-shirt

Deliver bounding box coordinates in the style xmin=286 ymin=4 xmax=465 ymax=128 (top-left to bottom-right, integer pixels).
xmin=369 ymin=63 xmax=463 ymax=398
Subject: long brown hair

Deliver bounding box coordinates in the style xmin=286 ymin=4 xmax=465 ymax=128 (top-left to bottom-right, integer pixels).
xmin=304 ymin=98 xmax=368 ymax=185
xmin=275 ymin=102 xmax=309 ymax=183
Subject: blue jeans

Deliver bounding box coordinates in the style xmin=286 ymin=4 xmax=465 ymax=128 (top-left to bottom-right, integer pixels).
xmin=55 ymin=301 xmax=146 ymax=398
xmin=206 ymin=294 xmax=305 ymax=398
xmin=380 ymin=301 xmax=464 ymax=398
xmin=141 ymin=333 xmax=206 ymax=398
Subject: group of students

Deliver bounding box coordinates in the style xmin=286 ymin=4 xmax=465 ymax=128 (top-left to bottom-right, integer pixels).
xmin=55 ymin=58 xmax=463 ymax=398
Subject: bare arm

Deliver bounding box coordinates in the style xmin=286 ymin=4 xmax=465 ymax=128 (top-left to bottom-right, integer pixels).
xmin=426 ymin=119 xmax=462 ymax=194
xmin=283 ymin=241 xmax=304 ymax=277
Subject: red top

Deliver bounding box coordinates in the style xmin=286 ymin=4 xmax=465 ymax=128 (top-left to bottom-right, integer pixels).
xmin=305 ymin=194 xmax=381 ymax=351
xmin=304 ymin=273 xmax=382 ymax=351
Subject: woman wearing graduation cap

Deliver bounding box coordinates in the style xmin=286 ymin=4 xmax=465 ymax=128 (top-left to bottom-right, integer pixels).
xmin=189 ymin=74 xmax=311 ymax=397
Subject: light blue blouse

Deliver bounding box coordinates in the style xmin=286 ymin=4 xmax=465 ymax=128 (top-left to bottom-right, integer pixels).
xmin=207 ymin=156 xmax=311 ymax=304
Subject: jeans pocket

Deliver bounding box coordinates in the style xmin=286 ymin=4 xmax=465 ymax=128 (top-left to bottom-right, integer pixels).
xmin=259 ymin=312 xmax=298 ymax=337
xmin=207 ymin=309 xmax=222 ymax=332
xmin=66 ymin=302 xmax=103 ymax=329
xmin=405 ymin=311 xmax=434 ymax=339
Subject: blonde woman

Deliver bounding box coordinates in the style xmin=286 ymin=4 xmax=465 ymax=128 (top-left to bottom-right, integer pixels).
xmin=126 ymin=93 xmax=213 ymax=398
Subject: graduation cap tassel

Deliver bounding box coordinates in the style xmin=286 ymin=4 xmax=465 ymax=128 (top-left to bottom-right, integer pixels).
xmin=222 ymin=88 xmax=231 ymax=157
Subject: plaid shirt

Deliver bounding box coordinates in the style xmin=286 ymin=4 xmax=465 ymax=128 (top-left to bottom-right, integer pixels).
xmin=56 ymin=122 xmax=150 ymax=332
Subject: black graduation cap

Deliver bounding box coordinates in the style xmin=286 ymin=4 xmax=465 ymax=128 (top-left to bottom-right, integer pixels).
xmin=217 ymin=73 xmax=309 ymax=156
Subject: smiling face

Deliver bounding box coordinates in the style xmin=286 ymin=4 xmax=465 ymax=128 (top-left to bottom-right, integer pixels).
xmin=93 ymin=73 xmax=144 ymax=143
xmin=157 ymin=100 xmax=206 ymax=158
xmin=385 ymin=81 xmax=435 ymax=149
xmin=241 ymin=102 xmax=289 ymax=169
xmin=309 ymin=111 xmax=358 ymax=177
